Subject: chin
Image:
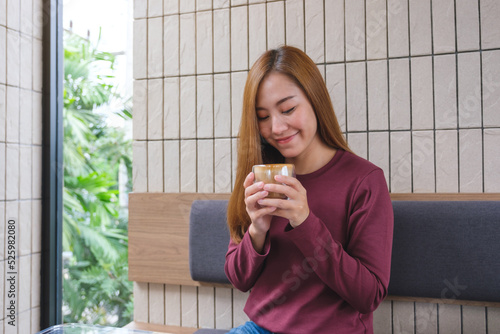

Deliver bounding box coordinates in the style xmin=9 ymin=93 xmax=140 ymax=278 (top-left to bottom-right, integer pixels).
xmin=278 ymin=150 xmax=299 ymax=160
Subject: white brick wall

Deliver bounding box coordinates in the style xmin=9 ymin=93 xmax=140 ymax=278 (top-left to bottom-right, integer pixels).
xmin=180 ymin=76 xmax=196 ymax=138
xmin=409 ymin=0 xmax=431 ymax=56
xmin=249 ymin=3 xmax=266 ymax=66
xmin=483 ymin=50 xmax=500 ymax=127
xmin=285 ymin=0 xmax=304 ymax=51
xmin=411 ymin=56 xmax=434 ymax=130
xmin=197 ymin=75 xmax=213 ymax=138
xmin=432 ymin=0 xmax=456 ymax=54
xmin=164 ymin=15 xmax=179 ymax=77
xmin=458 ymin=52 xmax=481 ymax=128
xmin=180 ymin=13 xmax=196 ymax=75
xmin=456 ymin=0 xmax=479 ymax=51
xmin=230 ymin=6 xmax=248 ymax=72
xmin=460 ymin=129 xmax=483 ymax=193
xmin=345 ymin=0 xmax=364 ymax=61
xmin=213 ymin=9 xmax=230 ymax=73
xmin=436 ymin=130 xmax=459 ymax=192
xmin=305 ymin=0 xmax=324 ymax=63
xmin=389 ymin=58 xmax=410 ymax=130
xmin=267 ymin=2 xmax=284 ymax=50
xmin=148 ymin=17 xmax=164 ymax=78
xmin=131 ymin=0 xmax=500 ymax=332
xmin=1 ymin=0 xmax=44 ymax=329
xmin=388 ymin=0 xmax=409 ymax=57
xmin=164 ymin=77 xmax=180 ymax=139
xmin=196 ymin=11 xmax=213 ymax=75
xmin=346 ymin=62 xmax=367 ymax=132
xmin=133 ymin=19 xmax=147 ymax=79
xmin=434 ymin=54 xmax=457 ymax=129
xmin=148 ymin=78 xmax=163 ymax=139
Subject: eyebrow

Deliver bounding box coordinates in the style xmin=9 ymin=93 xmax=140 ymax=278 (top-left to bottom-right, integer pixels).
xmin=256 ymin=95 xmax=296 ymax=111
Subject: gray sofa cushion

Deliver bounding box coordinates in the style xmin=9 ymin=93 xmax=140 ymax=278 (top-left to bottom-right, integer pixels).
xmin=389 ymin=201 xmax=500 ymax=302
xmin=189 ymin=200 xmax=231 ymax=284
xmin=189 ymin=199 xmax=500 ymax=303
xmin=193 ymin=329 xmax=228 ymax=334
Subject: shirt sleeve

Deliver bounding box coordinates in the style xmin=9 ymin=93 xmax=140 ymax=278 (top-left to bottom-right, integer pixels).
xmin=224 ymin=229 xmax=271 ymax=292
xmin=286 ymin=169 xmax=394 ymax=314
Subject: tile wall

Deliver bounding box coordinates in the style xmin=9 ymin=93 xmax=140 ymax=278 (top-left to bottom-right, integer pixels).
xmin=1 ymin=0 xmax=44 ymax=333
xmin=131 ymin=0 xmax=500 ymax=332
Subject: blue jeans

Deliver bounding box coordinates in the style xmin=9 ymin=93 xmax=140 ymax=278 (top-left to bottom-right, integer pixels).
xmin=227 ymin=321 xmax=274 ymax=334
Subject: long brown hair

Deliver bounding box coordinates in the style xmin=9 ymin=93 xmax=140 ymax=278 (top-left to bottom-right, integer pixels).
xmin=227 ymin=45 xmax=351 ymax=243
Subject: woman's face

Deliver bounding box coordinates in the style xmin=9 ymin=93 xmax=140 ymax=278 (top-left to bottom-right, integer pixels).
xmin=256 ymin=72 xmax=322 ymax=163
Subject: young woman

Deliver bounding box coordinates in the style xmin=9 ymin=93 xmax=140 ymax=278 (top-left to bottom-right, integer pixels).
xmin=225 ymin=46 xmax=393 ymax=334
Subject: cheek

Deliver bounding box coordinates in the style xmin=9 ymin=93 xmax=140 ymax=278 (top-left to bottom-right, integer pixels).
xmin=258 ymin=123 xmax=270 ymax=138
xmin=301 ymin=109 xmax=318 ymax=133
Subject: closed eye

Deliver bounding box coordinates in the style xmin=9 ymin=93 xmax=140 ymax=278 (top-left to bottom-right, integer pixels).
xmin=283 ymin=106 xmax=296 ymax=114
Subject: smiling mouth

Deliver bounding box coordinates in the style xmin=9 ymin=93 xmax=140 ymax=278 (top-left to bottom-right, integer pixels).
xmin=275 ymin=132 xmax=298 ymax=144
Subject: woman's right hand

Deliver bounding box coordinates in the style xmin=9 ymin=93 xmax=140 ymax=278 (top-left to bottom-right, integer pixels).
xmin=244 ymin=172 xmax=276 ymax=253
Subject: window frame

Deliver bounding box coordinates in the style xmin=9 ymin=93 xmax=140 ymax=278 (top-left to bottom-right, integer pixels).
xmin=40 ymin=0 xmax=64 ymax=328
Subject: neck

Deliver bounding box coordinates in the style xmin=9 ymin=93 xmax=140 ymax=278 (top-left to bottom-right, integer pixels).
xmin=286 ymin=144 xmax=337 ymax=175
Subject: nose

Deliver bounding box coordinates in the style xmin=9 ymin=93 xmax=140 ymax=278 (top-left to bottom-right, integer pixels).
xmin=271 ymin=115 xmax=288 ymax=135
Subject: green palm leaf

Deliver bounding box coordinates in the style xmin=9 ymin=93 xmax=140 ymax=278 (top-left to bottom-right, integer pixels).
xmin=62 ymin=28 xmax=133 ymax=326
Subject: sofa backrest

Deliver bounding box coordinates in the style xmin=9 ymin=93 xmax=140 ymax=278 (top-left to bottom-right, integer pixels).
xmin=390 ymin=201 xmax=500 ymax=302
xmin=189 ymin=200 xmax=230 ymax=284
xmin=189 ymin=200 xmax=500 ymax=303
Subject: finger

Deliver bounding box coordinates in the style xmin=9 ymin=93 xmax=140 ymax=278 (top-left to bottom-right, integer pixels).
xmin=257 ymin=197 xmax=292 ymax=210
xmin=247 ymin=203 xmax=276 ymax=220
xmin=274 ymin=174 xmax=301 ymax=188
xmin=245 ymin=181 xmax=266 ymax=198
xmin=258 ymin=205 xmax=277 ymax=215
xmin=245 ymin=191 xmax=271 ymax=212
xmin=243 ymin=172 xmax=256 ymax=188
xmin=246 ymin=189 xmax=269 ymax=205
xmin=262 ymin=183 xmax=295 ymax=198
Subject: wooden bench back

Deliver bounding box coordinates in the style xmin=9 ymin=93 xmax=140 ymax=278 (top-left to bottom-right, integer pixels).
xmin=128 ymin=192 xmax=500 ymax=307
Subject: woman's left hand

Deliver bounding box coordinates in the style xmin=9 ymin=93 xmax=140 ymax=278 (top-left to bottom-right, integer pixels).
xmin=257 ymin=174 xmax=309 ymax=228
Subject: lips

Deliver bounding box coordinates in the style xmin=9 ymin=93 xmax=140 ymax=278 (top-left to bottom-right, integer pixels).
xmin=275 ymin=132 xmax=298 ymax=145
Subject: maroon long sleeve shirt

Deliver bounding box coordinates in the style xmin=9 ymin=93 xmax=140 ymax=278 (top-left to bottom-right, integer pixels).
xmin=225 ymin=150 xmax=394 ymax=333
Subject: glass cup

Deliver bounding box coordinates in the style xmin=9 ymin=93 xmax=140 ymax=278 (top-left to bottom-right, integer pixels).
xmin=252 ymin=164 xmax=296 ymax=199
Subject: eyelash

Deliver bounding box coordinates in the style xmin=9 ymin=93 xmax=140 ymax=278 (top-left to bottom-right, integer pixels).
xmin=257 ymin=107 xmax=296 ymax=121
